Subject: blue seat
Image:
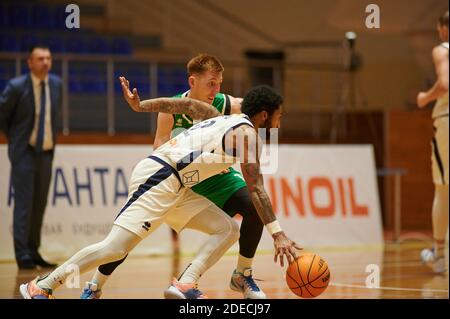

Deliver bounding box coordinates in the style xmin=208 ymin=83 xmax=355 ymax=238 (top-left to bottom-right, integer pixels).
xmin=88 ymin=37 xmax=109 ymax=54
xmin=82 ymin=65 xmax=107 ymax=93
xmin=0 ymin=79 xmax=8 ymax=91
xmin=46 ymin=36 xmax=64 ymax=53
xmin=0 ymin=34 xmax=19 ymax=52
xmin=0 ymin=4 xmax=10 ymax=28
xmin=51 ymin=5 xmax=69 ymax=30
xmin=110 ymin=38 xmax=132 ymax=55
xmin=10 ymin=4 xmax=32 ymax=28
xmin=0 ymin=65 xmax=15 ymax=82
xmin=20 ymin=34 xmax=40 ymax=52
xmin=68 ymin=63 xmax=83 ymax=93
xmin=65 ymin=36 xmax=87 ymax=53
xmin=31 ymin=5 xmax=53 ymax=29
xmin=69 ymin=79 xmax=83 ymax=94
xmin=157 ymin=66 xmax=188 ymax=96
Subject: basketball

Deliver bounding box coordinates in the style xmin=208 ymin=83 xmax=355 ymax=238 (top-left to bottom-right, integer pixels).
xmin=286 ymin=253 xmax=330 ymax=298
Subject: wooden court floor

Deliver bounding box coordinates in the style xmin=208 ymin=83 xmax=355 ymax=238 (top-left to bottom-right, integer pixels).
xmin=1 ymin=241 xmax=448 ymax=299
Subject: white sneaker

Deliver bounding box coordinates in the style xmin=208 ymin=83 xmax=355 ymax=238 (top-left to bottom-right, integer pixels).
xmin=230 ymin=268 xmax=266 ymax=299
xmin=80 ymin=281 xmax=102 ymax=299
xmin=421 ymin=248 xmax=447 ymax=274
xmin=163 ymin=278 xmax=208 ymax=299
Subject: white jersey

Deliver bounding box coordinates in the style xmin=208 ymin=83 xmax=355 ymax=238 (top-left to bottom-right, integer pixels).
xmin=153 ymin=114 xmax=254 ymax=187
xmin=432 ymin=42 xmax=449 ymax=119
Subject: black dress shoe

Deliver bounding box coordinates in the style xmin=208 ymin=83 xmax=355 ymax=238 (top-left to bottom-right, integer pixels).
xmin=17 ymin=259 xmax=37 ymax=270
xmin=33 ymin=256 xmax=57 ymax=268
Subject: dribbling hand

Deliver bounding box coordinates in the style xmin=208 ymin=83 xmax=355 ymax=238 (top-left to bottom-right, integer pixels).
xmin=273 ymin=232 xmax=302 ymax=267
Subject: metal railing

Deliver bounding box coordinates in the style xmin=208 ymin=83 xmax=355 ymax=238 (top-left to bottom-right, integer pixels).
xmin=0 ymin=52 xmax=348 ymax=137
xmin=377 ymin=168 xmax=432 ymax=244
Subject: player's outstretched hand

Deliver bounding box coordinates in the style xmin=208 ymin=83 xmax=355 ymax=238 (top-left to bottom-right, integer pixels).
xmin=119 ymin=76 xmax=141 ymax=112
xmin=273 ymin=232 xmax=302 ymax=267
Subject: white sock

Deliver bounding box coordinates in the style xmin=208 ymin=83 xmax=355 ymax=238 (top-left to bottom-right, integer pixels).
xmin=178 ymin=206 xmax=240 ymax=284
xmin=236 ymin=255 xmax=253 ymax=273
xmin=37 ymin=225 xmax=141 ymax=291
xmin=432 ymin=185 xmax=448 ymax=259
xmin=178 ymin=262 xmax=205 ymax=284
xmin=434 ymin=241 xmax=446 ymax=258
xmin=91 ymin=270 xmax=109 ymax=289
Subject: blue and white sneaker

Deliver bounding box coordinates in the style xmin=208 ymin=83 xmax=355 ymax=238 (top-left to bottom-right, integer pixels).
xmin=421 ymin=248 xmax=447 ymax=274
xmin=230 ymin=268 xmax=266 ymax=299
xmin=80 ymin=281 xmax=102 ymax=299
xmin=164 ymin=278 xmax=208 ymax=299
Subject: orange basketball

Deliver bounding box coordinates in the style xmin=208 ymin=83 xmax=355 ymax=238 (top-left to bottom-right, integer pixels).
xmin=286 ymin=253 xmax=330 ymax=298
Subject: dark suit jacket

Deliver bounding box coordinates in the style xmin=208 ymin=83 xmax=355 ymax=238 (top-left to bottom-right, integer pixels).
xmin=0 ymin=73 xmax=62 ymax=164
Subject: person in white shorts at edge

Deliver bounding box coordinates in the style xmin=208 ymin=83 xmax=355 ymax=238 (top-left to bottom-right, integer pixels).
xmin=19 ymin=76 xmax=301 ymax=299
xmin=417 ymin=11 xmax=449 ymax=274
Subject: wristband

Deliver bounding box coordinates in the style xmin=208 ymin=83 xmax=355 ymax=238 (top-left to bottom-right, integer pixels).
xmin=266 ymin=220 xmax=282 ymax=235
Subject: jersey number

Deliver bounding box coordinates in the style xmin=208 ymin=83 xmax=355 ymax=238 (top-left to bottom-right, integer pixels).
xmin=183 ymin=119 xmax=216 ymax=136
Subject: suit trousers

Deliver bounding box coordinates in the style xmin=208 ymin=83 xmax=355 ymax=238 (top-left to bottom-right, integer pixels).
xmin=11 ymin=145 xmax=53 ymax=262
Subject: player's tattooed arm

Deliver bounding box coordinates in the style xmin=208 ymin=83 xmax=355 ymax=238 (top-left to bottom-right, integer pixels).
xmin=242 ymin=162 xmax=278 ymax=224
xmin=119 ymin=76 xmax=220 ymax=120
xmin=236 ymin=126 xmax=301 ymax=266
xmin=140 ymin=97 xmax=220 ymax=120
xmin=234 ymin=126 xmax=275 ymax=224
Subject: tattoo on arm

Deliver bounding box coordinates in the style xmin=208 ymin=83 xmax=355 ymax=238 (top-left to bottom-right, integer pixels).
xmin=241 ymin=162 xmax=277 ymax=225
xmin=237 ymin=126 xmax=276 ymax=225
xmin=139 ymin=97 xmax=221 ymax=120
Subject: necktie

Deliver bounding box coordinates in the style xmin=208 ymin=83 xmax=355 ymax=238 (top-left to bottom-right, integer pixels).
xmin=35 ymin=80 xmax=46 ymax=152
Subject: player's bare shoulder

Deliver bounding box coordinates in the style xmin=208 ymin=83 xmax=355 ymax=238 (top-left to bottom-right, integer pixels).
xmin=231 ymin=122 xmax=262 ymax=162
xmin=229 ymin=96 xmax=243 ymax=114
xmin=432 ymin=44 xmax=449 ymax=61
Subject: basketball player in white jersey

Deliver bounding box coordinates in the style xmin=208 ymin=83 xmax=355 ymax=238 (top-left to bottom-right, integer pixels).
xmin=19 ymin=78 xmax=301 ymax=299
xmin=417 ymin=11 xmax=449 ymax=274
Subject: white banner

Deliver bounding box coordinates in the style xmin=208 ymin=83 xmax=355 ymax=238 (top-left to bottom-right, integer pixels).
xmin=0 ymin=145 xmax=383 ymax=261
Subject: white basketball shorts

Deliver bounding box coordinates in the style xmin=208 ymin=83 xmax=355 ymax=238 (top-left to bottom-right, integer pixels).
xmin=114 ymin=156 xmax=214 ymax=238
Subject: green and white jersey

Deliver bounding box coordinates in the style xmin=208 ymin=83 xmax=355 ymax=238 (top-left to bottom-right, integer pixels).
xmin=171 ymin=91 xmax=232 ymax=132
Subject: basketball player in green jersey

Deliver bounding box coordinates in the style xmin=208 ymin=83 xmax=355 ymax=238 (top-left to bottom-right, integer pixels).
xmin=81 ymin=54 xmax=267 ymax=299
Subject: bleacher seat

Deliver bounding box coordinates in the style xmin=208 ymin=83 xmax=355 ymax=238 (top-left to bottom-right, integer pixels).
xmin=9 ymin=4 xmax=32 ymax=28
xmin=0 ymin=61 xmax=16 ymax=91
xmin=20 ymin=34 xmax=40 ymax=52
xmin=0 ymin=33 xmax=19 ymax=52
xmin=0 ymin=2 xmax=141 ymax=98
xmin=0 ymin=4 xmax=10 ymax=28
xmin=88 ymin=37 xmax=109 ymax=54
xmin=111 ymin=38 xmax=132 ymax=55
xmin=51 ymin=5 xmax=68 ymax=30
xmin=46 ymin=35 xmax=64 ymax=53
xmin=65 ymin=35 xmax=88 ymax=54
xmin=31 ymin=4 xmax=53 ymax=29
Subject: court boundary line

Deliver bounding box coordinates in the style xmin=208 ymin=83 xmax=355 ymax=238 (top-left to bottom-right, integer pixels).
xmin=330 ymin=282 xmax=449 ymax=293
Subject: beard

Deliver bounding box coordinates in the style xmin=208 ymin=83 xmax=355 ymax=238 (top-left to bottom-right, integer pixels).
xmin=260 ymin=115 xmax=273 ymax=141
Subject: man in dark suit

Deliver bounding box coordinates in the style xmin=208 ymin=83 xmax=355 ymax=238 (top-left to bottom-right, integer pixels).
xmin=0 ymin=45 xmax=62 ymax=270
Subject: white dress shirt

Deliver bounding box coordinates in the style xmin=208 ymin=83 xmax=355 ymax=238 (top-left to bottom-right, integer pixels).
xmin=29 ymin=73 xmax=53 ymax=150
